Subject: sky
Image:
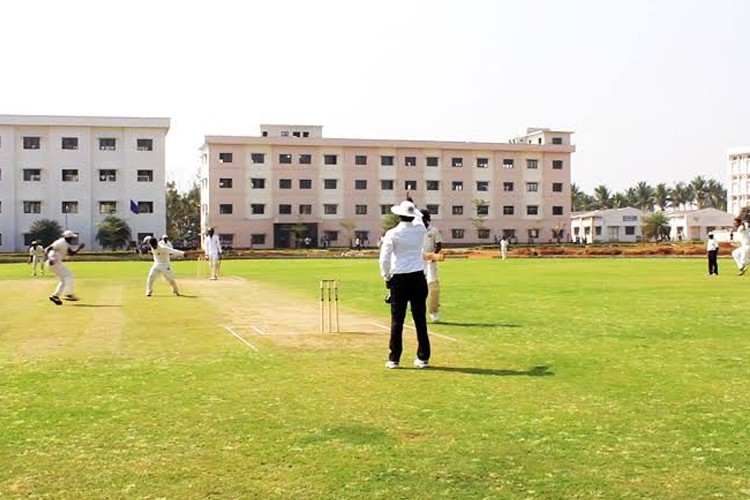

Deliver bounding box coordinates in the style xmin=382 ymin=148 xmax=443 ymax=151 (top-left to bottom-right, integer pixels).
xmin=1 ymin=0 xmax=748 ymax=193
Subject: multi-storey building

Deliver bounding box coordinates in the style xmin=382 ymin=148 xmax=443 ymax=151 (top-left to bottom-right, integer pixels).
xmin=728 ymin=147 xmax=750 ymax=215
xmin=199 ymin=125 xmax=574 ymax=249
xmin=0 ymin=115 xmax=170 ymax=251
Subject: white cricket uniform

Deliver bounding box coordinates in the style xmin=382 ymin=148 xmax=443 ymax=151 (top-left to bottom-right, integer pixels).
xmin=29 ymin=244 xmax=46 ymax=276
xmin=423 ymin=225 xmax=443 ymax=319
xmin=500 ymin=239 xmax=509 ymax=260
xmin=146 ymin=242 xmax=185 ymax=295
xmin=47 ymin=237 xmax=74 ymax=297
xmin=732 ymin=227 xmax=750 ymax=270
xmin=204 ymin=234 xmax=223 ymax=279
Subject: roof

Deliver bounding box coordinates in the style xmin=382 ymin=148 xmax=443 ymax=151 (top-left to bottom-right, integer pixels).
xmin=570 ymin=207 xmax=643 ymax=219
xmin=0 ymin=114 xmax=170 ymax=129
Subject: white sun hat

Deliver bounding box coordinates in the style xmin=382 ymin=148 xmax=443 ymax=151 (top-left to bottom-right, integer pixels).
xmin=390 ymin=200 xmax=422 ymax=218
xmin=62 ymin=230 xmax=78 ymax=238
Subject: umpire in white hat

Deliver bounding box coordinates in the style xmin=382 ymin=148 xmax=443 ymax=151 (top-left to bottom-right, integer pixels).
xmin=379 ymin=199 xmax=431 ymax=369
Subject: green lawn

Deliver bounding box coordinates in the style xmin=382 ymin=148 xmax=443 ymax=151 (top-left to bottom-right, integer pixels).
xmin=1 ymin=256 xmax=749 ymax=498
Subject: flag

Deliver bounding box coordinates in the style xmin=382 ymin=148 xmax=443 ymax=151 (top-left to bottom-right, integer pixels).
xmin=130 ymin=200 xmax=140 ymax=214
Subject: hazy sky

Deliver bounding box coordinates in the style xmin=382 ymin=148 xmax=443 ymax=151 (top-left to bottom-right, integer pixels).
xmin=2 ymin=0 xmax=748 ymax=193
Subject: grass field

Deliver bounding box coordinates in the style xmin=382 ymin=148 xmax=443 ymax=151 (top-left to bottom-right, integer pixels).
xmin=1 ymin=256 xmax=750 ymax=499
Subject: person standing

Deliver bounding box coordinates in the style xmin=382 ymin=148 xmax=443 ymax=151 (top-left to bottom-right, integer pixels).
xmin=45 ymin=230 xmax=84 ymax=305
xmin=204 ymin=227 xmax=222 ymax=280
xmin=28 ymin=240 xmax=46 ymax=276
xmin=160 ymin=234 xmax=173 ymax=249
xmin=144 ymin=236 xmax=185 ymax=296
xmin=379 ymin=200 xmax=430 ymax=369
xmin=500 ymin=236 xmax=509 ymax=260
xmin=707 ymin=233 xmax=719 ymax=276
xmin=731 ymin=218 xmax=750 ymax=275
xmin=422 ymin=210 xmax=443 ymax=323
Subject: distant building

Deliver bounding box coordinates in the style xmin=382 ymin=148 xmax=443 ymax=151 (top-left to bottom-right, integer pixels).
xmin=666 ymin=208 xmax=734 ymax=241
xmin=199 ymin=125 xmax=575 ymax=249
xmin=0 ymin=115 xmax=170 ymax=251
xmin=728 ymin=147 xmax=750 ymax=215
xmin=570 ymin=207 xmax=644 ymax=243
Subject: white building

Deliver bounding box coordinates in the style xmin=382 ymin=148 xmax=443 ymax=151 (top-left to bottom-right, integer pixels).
xmin=0 ymin=115 xmax=170 ymax=251
xmin=666 ymin=208 xmax=734 ymax=242
xmin=728 ymin=147 xmax=750 ymax=216
xmin=570 ymin=207 xmax=644 ymax=243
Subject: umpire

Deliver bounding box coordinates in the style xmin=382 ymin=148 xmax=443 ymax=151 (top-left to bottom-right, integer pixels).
xmin=379 ymin=199 xmax=431 ymax=369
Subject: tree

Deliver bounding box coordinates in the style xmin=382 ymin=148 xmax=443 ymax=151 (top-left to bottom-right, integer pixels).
xmin=28 ymin=219 xmax=63 ymax=246
xmin=593 ymin=185 xmax=611 ymax=209
xmin=382 ymin=213 xmax=400 ymax=232
xmin=610 ymin=192 xmax=628 ymax=208
xmin=166 ymin=181 xmax=200 ymax=249
xmin=653 ymin=183 xmax=670 ymax=211
xmin=471 ymin=198 xmax=490 ymax=236
xmin=571 ymin=183 xmax=592 ymax=211
xmin=290 ymin=219 xmax=308 ymax=248
xmin=669 ymin=182 xmax=690 ymax=211
xmin=634 ymin=181 xmax=654 ymax=212
xmin=641 ymin=212 xmax=671 ymax=242
xmin=690 ymin=175 xmax=709 ymax=209
xmin=96 ymin=215 xmax=132 ymax=250
xmin=339 ymin=220 xmax=356 ymax=248
xmin=705 ymin=178 xmax=727 ymax=210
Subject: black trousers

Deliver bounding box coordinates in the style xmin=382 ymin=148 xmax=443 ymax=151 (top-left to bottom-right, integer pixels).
xmin=388 ymin=271 xmax=430 ymax=363
xmin=708 ymin=250 xmax=719 ymax=275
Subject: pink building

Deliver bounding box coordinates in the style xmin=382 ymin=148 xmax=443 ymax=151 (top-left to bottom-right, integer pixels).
xmin=199 ymin=125 xmax=574 ymax=249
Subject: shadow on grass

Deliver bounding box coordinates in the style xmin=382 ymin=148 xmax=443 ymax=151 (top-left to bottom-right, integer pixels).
xmin=428 ymin=365 xmax=553 ymax=377
xmin=436 ymin=321 xmax=521 ymax=328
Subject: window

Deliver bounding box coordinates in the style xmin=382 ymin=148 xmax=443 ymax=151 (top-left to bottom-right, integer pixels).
xmin=553 ymin=160 xmax=564 ymax=170
xmin=380 ymin=155 xmax=395 ymax=166
xmin=527 ymin=205 xmax=539 ymax=215
xmin=281 ymin=130 xmax=289 ymax=137
xmin=476 ymin=181 xmax=489 ymax=191
xmin=503 ymin=206 xmax=514 ymax=215
xmin=219 ymin=178 xmax=233 ymax=188
xmin=279 ymin=179 xmax=292 ymax=189
xmin=292 ymin=131 xmax=301 ymax=138
xmin=219 ymin=234 xmax=234 ymax=248
xmin=134 ymin=170 xmax=153 ymax=182
xmin=99 ymin=138 xmax=116 ymax=151
xmin=552 ymin=137 xmax=563 ymax=145
xmin=251 ymin=234 xmax=266 ymax=245
xmin=62 ymin=137 xmax=78 ymax=150
xmin=476 ymin=157 xmax=489 ymax=168
xmin=452 ymin=181 xmax=463 ymax=191
xmin=451 ymin=157 xmax=463 ymax=167
xmin=526 ymin=182 xmax=539 ymax=192
xmin=528 ymin=228 xmax=540 ymax=239
xmin=299 ymin=154 xmax=312 ymax=164
xmin=426 ymin=204 xmax=439 ymax=215
xmin=503 ymin=229 xmax=516 ymax=239
xmin=62 ymin=169 xmax=79 ymax=182
xmin=219 ymin=204 xmax=233 ymax=214
xmin=503 ymin=182 xmax=514 ymax=192
xmin=552 ymin=206 xmax=564 ymax=215
xmin=138 ymin=201 xmax=154 ymax=214
xmin=380 ymin=180 xmax=394 ymax=190
xmin=426 ymin=156 xmax=439 ymax=167
xmin=354 ymin=231 xmax=369 ymax=243
xmin=355 ymin=179 xmax=367 ymax=190
xmin=251 ymin=178 xmax=266 ymax=189
xmin=99 ymin=201 xmax=117 ymax=214
xmin=24 ymin=201 xmax=42 ymax=213
xmin=595 ymin=226 xmax=602 ymax=236
xmin=279 ymin=204 xmax=292 ymax=215
xmin=477 ymin=229 xmax=491 ymax=239
xmin=380 ymin=204 xmax=390 ymax=215
xmin=476 ymin=205 xmax=489 ymax=216
xmin=23 ymin=137 xmax=41 ymax=149
xmin=137 ymin=139 xmax=153 ymax=151
xmin=324 ymin=179 xmax=338 ymax=189
xmin=404 ymin=156 xmax=416 ymax=166
xmin=323 ymin=204 xmax=338 ymax=215
xmin=219 ymin=152 xmax=233 ymax=163
xmin=452 ymin=205 xmax=464 ymax=215
xmin=405 ymin=181 xmax=417 ymax=191
xmin=355 ymin=155 xmax=367 ymax=166
xmin=355 ymin=204 xmax=368 ymax=215
xmin=552 ymin=182 xmax=563 ymax=192
xmin=324 ymin=154 xmax=338 ymax=165
xmin=323 ymin=230 xmax=338 ymax=242
xmin=23 ymin=169 xmax=42 ymax=181
xmin=526 ymin=159 xmax=539 ymax=169
xmin=251 ymin=153 xmax=265 ymax=164
xmin=503 ymin=159 xmax=514 ymax=169
xmin=625 ymin=226 xmax=636 ymax=235
xmin=279 ymin=153 xmax=292 ymax=164
xmin=299 ymin=179 xmax=312 ymax=189
xmin=251 ymin=204 xmax=265 ymax=214
xmin=99 ymin=169 xmax=117 ymax=182
xmin=299 ymin=204 xmax=312 ymax=215
xmin=426 ymin=180 xmax=440 ymax=191
xmin=452 ymin=229 xmax=465 ymax=239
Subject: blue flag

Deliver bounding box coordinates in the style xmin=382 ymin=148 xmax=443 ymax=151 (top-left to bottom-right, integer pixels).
xmin=130 ymin=200 xmax=139 ymax=214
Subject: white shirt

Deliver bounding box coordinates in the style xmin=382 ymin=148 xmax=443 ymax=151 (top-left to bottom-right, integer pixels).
xmin=29 ymin=245 xmax=45 ymax=258
xmin=379 ymin=219 xmax=426 ymax=280
xmin=151 ymin=242 xmax=184 ymax=265
xmin=423 ymin=225 xmax=443 ymax=283
xmin=500 ymin=239 xmax=509 ymax=250
xmin=205 ymin=234 xmax=222 ymax=258
xmin=47 ymin=237 xmax=70 ymax=263
xmin=735 ymin=228 xmax=750 ymax=247
xmin=706 ymin=239 xmax=719 ymax=252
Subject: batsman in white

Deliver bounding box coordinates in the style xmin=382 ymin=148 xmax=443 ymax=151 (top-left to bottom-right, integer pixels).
xmin=46 ymin=229 xmax=84 ymax=305
xmin=731 ymin=218 xmax=750 ymax=275
xmin=144 ymin=236 xmax=185 ymax=296
xmin=204 ymin=227 xmax=223 ymax=280
xmin=28 ymin=240 xmax=46 ymax=276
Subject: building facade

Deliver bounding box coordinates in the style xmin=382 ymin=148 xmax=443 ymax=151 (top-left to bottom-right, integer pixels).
xmin=0 ymin=115 xmax=170 ymax=251
xmin=570 ymin=207 xmax=644 ymax=243
xmin=728 ymin=147 xmax=750 ymax=215
xmin=199 ymin=125 xmax=574 ymax=249
xmin=666 ymin=208 xmax=734 ymax=242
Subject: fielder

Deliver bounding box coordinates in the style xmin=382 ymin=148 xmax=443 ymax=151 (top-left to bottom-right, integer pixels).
xmin=731 ymin=218 xmax=750 ymax=275
xmin=144 ymin=236 xmax=185 ymax=296
xmin=422 ymin=210 xmax=443 ymax=323
xmin=28 ymin=240 xmax=46 ymax=276
xmin=204 ymin=227 xmax=223 ymax=280
xmin=46 ymin=230 xmax=84 ymax=305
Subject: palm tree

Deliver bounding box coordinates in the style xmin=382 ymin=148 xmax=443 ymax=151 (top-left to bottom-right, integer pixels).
xmin=690 ymin=175 xmax=709 ymax=209
xmin=593 ymin=185 xmax=611 ymax=209
xmin=641 ymin=212 xmax=671 ymax=242
xmin=28 ymin=218 xmax=63 ymax=247
xmin=610 ymin=192 xmax=628 ymax=208
xmin=705 ymin=178 xmax=727 ymax=210
xmin=634 ymin=181 xmax=655 ymax=212
xmin=653 ymin=183 xmax=670 ymax=211
xmin=571 ymin=183 xmax=586 ymax=211
xmin=670 ymin=182 xmax=690 ymax=211
xmin=95 ymin=215 xmax=132 ymax=250
xmin=624 ymin=187 xmax=637 ymax=207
